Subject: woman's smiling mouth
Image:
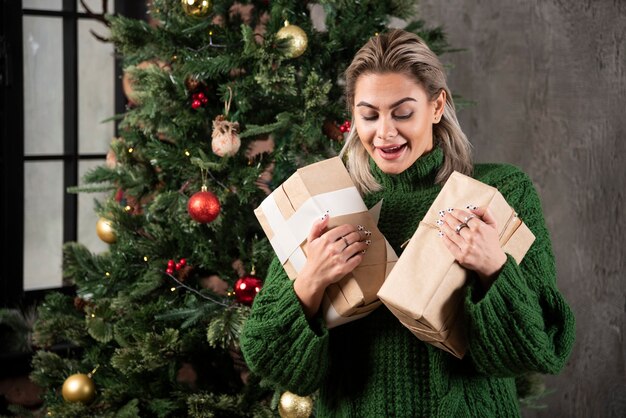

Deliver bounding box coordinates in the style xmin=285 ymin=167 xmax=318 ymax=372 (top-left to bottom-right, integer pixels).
xmin=375 ymin=143 xmax=407 ymax=159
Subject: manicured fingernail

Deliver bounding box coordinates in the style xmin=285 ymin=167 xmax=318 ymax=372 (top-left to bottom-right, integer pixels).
xmin=438 ymin=230 xmax=444 ymax=237
xmin=447 ymin=208 xmax=454 ymax=212
xmin=439 ymin=210 xmax=445 ymax=217
xmin=357 ymin=225 xmax=364 ymax=231
xmin=361 ymin=249 xmax=367 ymax=254
xmin=365 ymin=240 xmax=371 ymax=245
xmin=436 ymin=220 xmax=444 ymax=226
xmin=364 ymin=230 xmax=372 ymax=237
xmin=466 ymin=204 xmax=477 ymax=210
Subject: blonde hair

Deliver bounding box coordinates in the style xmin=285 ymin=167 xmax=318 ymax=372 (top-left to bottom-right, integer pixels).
xmin=339 ymin=29 xmax=473 ymax=194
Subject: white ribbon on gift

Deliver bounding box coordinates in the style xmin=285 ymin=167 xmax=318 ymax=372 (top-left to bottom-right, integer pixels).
xmin=260 ymin=186 xmax=367 ymax=273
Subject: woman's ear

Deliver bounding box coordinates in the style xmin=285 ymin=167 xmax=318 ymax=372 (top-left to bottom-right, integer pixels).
xmin=433 ymin=89 xmax=446 ymax=123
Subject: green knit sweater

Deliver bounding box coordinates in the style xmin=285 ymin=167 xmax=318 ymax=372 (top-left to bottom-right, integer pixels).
xmin=240 ymin=147 xmax=575 ymax=417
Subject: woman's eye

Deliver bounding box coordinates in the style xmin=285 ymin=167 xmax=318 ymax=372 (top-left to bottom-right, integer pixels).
xmin=361 ymin=114 xmax=378 ymax=121
xmin=393 ymin=112 xmax=413 ymax=120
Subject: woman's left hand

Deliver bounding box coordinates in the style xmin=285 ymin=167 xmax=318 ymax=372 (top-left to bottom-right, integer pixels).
xmin=438 ymin=206 xmax=507 ymax=288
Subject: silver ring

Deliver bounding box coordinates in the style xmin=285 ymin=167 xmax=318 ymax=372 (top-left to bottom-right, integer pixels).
xmin=464 ymin=214 xmax=476 ymax=224
xmin=342 ymin=236 xmax=350 ymax=249
xmin=455 ymin=223 xmax=468 ymax=234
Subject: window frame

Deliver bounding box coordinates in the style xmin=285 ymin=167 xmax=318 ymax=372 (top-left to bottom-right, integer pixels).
xmin=0 ymin=0 xmax=146 ymax=308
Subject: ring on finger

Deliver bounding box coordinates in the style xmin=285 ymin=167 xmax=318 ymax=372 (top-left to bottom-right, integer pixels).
xmin=342 ymin=236 xmax=350 ymax=249
xmin=455 ymin=222 xmax=469 ymax=234
xmin=463 ymin=214 xmax=476 ymax=224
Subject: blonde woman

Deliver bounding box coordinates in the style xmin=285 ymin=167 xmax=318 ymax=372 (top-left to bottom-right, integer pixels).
xmin=241 ymin=29 xmax=575 ymax=417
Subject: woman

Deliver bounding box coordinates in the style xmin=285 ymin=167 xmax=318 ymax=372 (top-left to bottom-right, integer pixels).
xmin=241 ymin=29 xmax=575 ymax=417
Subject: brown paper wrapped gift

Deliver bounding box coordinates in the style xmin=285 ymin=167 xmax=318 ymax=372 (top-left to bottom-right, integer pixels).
xmin=254 ymin=157 xmax=398 ymax=328
xmin=377 ymin=171 xmax=535 ymax=358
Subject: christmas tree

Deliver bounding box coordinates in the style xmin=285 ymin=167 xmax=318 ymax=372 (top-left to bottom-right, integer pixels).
xmin=25 ymin=1 xmax=455 ymax=417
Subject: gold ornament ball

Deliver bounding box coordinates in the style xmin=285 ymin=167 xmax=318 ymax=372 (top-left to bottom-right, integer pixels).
xmin=62 ymin=373 xmax=96 ymax=404
xmin=276 ymin=22 xmax=308 ymax=58
xmin=278 ymin=391 xmax=313 ymax=418
xmin=96 ymin=217 xmax=117 ymax=244
xmin=181 ymin=0 xmax=213 ymax=18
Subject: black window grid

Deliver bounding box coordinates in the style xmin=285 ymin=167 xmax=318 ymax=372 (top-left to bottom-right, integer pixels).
xmin=0 ymin=0 xmax=146 ymax=307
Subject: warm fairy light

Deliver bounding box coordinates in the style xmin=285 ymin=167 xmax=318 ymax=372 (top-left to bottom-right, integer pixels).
xmin=209 ymin=30 xmax=213 ymax=36
xmin=124 ymin=205 xmax=132 ymax=212
xmin=105 ymin=272 xmax=110 ymax=277
xmin=128 ymin=147 xmax=134 ymax=153
xmin=184 ymin=149 xmax=190 ymax=156
xmin=170 ymin=287 xmax=176 ymax=292
xmin=143 ymin=256 xmax=149 ymax=262
xmin=91 ymin=313 xmax=96 ymax=318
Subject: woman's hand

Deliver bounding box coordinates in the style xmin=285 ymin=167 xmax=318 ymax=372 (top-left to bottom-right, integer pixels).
xmin=438 ymin=206 xmax=507 ymax=289
xmin=293 ymin=214 xmax=370 ymax=318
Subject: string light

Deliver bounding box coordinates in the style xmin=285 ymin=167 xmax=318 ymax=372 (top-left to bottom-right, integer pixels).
xmin=184 ymin=150 xmax=191 ymax=157
xmin=127 ymin=147 xmax=134 ymax=153
xmin=163 ymin=270 xmax=230 ymax=307
xmin=208 ymin=30 xmax=226 ymax=48
xmin=170 ymin=287 xmax=176 ymax=292
xmin=143 ymin=256 xmax=149 ymax=262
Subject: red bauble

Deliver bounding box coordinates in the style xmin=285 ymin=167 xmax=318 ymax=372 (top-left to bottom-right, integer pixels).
xmin=234 ymin=275 xmax=263 ymax=305
xmin=187 ymin=188 xmax=221 ymax=223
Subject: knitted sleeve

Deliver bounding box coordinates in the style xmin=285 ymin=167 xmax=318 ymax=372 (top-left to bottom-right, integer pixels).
xmin=464 ymin=166 xmax=576 ymax=377
xmin=239 ymin=256 xmax=330 ymax=395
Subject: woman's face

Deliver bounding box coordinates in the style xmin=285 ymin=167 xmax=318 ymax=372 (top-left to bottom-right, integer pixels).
xmin=353 ymin=72 xmax=444 ymax=174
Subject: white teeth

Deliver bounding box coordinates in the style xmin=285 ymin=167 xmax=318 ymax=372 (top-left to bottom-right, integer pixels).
xmin=381 ymin=145 xmax=404 ymax=152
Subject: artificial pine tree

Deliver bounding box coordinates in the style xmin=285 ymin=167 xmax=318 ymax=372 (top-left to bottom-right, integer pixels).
xmin=26 ymin=1 xmax=455 ymax=417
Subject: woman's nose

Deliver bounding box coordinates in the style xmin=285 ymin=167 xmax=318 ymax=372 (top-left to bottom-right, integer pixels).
xmin=376 ymin=116 xmax=397 ymax=140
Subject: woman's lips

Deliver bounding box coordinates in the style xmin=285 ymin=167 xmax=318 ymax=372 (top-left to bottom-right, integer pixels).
xmin=375 ymin=143 xmax=407 ymax=160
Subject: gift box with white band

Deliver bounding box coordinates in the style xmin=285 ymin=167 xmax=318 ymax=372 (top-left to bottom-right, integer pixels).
xmin=254 ymin=157 xmax=398 ymax=328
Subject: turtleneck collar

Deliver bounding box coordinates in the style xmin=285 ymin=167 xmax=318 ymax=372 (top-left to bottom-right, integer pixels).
xmin=370 ymin=145 xmax=444 ymax=190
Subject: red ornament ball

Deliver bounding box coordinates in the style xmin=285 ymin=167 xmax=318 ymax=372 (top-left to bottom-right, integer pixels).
xmin=234 ymin=275 xmax=263 ymax=305
xmin=187 ymin=189 xmax=221 ymax=223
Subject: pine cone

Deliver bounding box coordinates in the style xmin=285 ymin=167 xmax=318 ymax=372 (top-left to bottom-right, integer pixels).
xmin=323 ymin=119 xmax=344 ymax=141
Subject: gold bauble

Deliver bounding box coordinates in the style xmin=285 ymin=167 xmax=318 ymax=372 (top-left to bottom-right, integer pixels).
xmin=62 ymin=373 xmax=96 ymax=404
xmin=278 ymin=391 xmax=313 ymax=418
xmin=276 ymin=21 xmax=308 ymax=58
xmin=96 ymin=217 xmax=116 ymax=244
xmin=181 ymin=0 xmax=213 ymax=18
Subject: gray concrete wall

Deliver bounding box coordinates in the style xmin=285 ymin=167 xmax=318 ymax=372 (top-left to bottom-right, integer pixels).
xmin=417 ymin=0 xmax=626 ymax=416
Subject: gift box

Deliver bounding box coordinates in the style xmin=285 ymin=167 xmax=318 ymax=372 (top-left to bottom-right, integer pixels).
xmin=254 ymin=157 xmax=398 ymax=328
xmin=376 ymin=171 xmax=535 ymax=358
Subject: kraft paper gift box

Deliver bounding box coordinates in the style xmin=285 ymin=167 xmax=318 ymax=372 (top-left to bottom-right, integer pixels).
xmin=254 ymin=157 xmax=398 ymax=328
xmin=376 ymin=171 xmax=535 ymax=358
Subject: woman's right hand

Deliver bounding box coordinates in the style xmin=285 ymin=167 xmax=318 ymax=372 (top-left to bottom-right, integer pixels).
xmin=293 ymin=214 xmax=370 ymax=318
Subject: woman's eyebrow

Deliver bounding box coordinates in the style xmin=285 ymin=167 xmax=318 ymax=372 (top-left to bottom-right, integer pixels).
xmin=356 ymin=97 xmax=417 ymax=110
